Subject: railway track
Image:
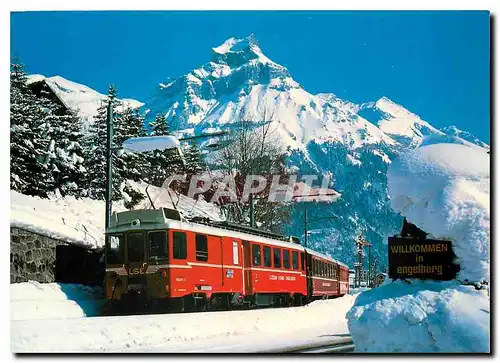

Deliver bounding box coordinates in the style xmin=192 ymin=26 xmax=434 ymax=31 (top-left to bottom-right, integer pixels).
xmin=261 ymin=337 xmax=355 ymax=353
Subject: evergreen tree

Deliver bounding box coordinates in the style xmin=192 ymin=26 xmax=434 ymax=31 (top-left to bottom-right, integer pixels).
xmin=183 ymin=139 xmax=205 ymax=175
xmin=149 ymin=113 xmax=169 ymax=136
xmin=10 ymin=57 xmax=52 ymax=197
xmin=83 ymin=85 xmax=121 ymax=200
xmin=147 ymin=114 xmax=184 ymax=187
xmin=38 ymin=83 xmax=86 ymax=197
xmin=115 ymin=106 xmax=149 ymax=184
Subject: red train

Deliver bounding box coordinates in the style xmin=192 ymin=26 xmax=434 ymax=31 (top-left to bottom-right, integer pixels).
xmin=104 ymin=207 xmax=349 ymax=312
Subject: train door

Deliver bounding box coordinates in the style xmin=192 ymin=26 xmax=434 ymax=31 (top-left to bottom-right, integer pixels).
xmin=125 ymin=230 xmax=147 ymax=277
xmin=219 ymin=237 xmax=243 ymax=294
xmin=305 ymin=252 xmax=313 ymax=299
xmin=242 ymin=240 xmax=253 ymax=295
xmin=336 ymin=264 xmax=341 ymax=295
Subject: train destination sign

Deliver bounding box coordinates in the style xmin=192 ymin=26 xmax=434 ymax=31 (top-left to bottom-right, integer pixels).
xmin=388 ymin=237 xmax=459 ymax=281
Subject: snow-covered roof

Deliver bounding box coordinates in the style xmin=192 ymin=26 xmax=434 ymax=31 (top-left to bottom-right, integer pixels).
xmin=25 ymin=74 xmax=144 ymax=129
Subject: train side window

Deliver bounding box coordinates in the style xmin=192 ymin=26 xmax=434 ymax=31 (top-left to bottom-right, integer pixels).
xmin=233 ymin=241 xmax=239 ymax=265
xmin=148 ymin=231 xmax=167 ymax=262
xmin=173 ymin=232 xmax=187 ymax=259
xmin=300 ymin=252 xmax=305 ymax=271
xmin=252 ymin=244 xmax=261 ymax=266
xmin=313 ymin=260 xmax=317 ymax=275
xmin=195 ymin=234 xmax=208 ymax=261
xmin=283 ymin=250 xmax=290 ymax=269
xmin=273 ymin=248 xmax=282 ymax=268
xmin=292 ymin=251 xmax=298 ymax=270
xmin=263 ymin=246 xmax=272 ymax=267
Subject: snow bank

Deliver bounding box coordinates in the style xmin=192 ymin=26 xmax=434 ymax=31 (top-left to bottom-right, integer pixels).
xmin=10 ymin=186 xmax=222 ymax=249
xmin=10 ymin=281 xmax=104 ymax=321
xmin=387 ymin=143 xmax=490 ymax=283
xmin=10 ymin=190 xmax=111 ymax=249
xmin=11 ymin=294 xmax=356 ymax=352
xmin=347 ymin=280 xmax=490 ymax=353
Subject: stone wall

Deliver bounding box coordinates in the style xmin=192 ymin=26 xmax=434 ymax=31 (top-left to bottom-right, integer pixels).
xmin=10 ymin=227 xmax=66 ymax=283
xmin=10 ymin=227 xmax=104 ymax=285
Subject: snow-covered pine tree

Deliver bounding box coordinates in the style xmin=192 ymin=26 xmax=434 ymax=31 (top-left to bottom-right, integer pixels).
xmin=183 ymin=139 xmax=205 ymax=175
xmin=147 ymin=114 xmax=184 ymax=187
xmin=113 ymin=105 xmax=147 ymax=208
xmin=149 ymin=113 xmax=169 ymax=136
xmin=83 ymin=85 xmax=122 ymax=200
xmin=115 ymin=106 xmax=148 ymax=183
xmin=10 ymin=57 xmax=52 ymax=197
xmin=37 ymin=83 xmax=86 ymax=197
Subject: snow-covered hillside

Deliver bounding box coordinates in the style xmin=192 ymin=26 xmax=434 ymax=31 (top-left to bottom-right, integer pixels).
xmin=10 ymin=185 xmax=221 ymax=249
xmin=26 ymin=74 xmax=143 ymax=129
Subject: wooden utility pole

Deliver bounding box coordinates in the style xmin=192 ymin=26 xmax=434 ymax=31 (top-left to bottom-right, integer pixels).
xmin=304 ymin=207 xmax=308 ymax=248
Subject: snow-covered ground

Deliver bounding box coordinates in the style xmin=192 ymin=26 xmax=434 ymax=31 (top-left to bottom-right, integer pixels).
xmin=10 ymin=281 xmax=104 ymax=321
xmin=347 ymin=280 xmax=489 ymax=353
xmin=10 ymin=281 xmax=356 ymax=353
xmin=10 ymin=185 xmax=222 ymax=249
xmin=347 ymin=142 xmax=490 ymax=353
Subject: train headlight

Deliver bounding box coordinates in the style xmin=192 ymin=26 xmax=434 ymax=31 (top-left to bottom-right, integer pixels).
xmin=131 ymin=219 xmax=141 ymax=228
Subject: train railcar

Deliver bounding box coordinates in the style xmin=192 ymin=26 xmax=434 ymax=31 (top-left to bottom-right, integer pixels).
xmin=304 ymin=248 xmax=349 ymax=298
xmin=103 ymin=207 xmax=349 ymax=313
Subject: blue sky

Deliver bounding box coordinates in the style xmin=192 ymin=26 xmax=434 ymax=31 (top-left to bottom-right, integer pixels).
xmin=11 ymin=11 xmax=490 ymax=143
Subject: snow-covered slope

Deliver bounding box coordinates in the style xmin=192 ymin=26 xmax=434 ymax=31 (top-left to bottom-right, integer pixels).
xmin=26 ymin=74 xmax=144 ymax=128
xmin=10 ymin=185 xmax=221 ymax=249
xmin=440 ymin=125 xmax=490 ymax=149
xmin=357 ymin=97 xmax=445 ymax=147
xmin=144 ymin=35 xmax=397 ymax=152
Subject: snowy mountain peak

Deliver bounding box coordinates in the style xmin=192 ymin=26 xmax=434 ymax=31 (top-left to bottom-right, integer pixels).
xmin=356 ymin=96 xmax=443 ymax=147
xmin=211 ymin=34 xmax=273 ymax=68
xmin=440 ymin=125 xmax=489 ymax=149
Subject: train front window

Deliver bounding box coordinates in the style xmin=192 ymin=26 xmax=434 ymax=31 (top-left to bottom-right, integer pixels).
xmin=128 ymin=232 xmax=145 ymax=262
xmin=148 ymin=231 xmax=167 ymax=262
xmin=106 ymin=234 xmax=124 ymax=264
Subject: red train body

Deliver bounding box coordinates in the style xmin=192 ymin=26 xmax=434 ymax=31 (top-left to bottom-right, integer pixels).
xmin=104 ymin=208 xmax=349 ymax=311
